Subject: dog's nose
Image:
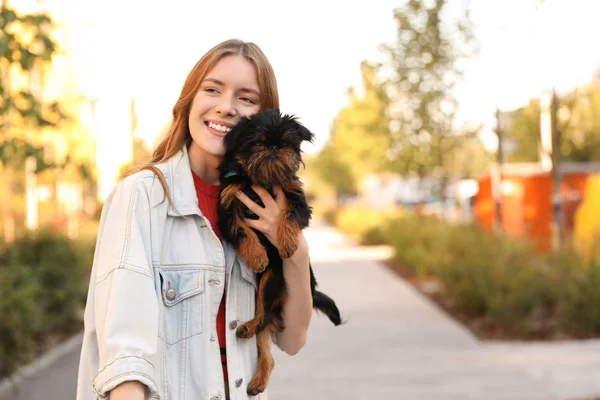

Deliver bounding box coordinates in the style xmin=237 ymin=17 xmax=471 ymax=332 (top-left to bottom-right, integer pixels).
xmin=269 ymin=145 xmax=279 ymax=153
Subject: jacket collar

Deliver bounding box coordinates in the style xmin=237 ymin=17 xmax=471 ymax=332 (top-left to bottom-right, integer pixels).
xmin=166 ymin=145 xmax=203 ymax=217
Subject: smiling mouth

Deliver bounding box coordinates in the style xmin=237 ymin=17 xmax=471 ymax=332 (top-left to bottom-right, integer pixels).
xmin=205 ymin=121 xmax=232 ymax=136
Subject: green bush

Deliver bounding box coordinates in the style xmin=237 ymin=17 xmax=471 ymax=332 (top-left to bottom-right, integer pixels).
xmin=443 ymin=229 xmax=555 ymax=334
xmin=334 ymin=205 xmax=402 ymax=246
xmin=386 ymin=215 xmax=448 ymax=276
xmin=376 ymin=214 xmax=557 ymax=336
xmin=561 ymin=258 xmax=600 ymax=335
xmin=0 ymin=263 xmax=41 ymax=378
xmin=360 ymin=225 xmax=390 ymax=246
xmin=330 ymin=206 xmax=600 ymax=338
xmin=0 ymin=231 xmax=92 ymax=378
xmin=322 ymin=208 xmax=337 ymax=226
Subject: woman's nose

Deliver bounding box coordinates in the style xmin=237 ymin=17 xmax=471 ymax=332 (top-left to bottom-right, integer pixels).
xmin=216 ymin=96 xmax=236 ymax=116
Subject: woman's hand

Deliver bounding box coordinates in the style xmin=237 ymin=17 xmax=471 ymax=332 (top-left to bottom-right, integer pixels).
xmin=235 ymin=185 xmax=287 ymax=249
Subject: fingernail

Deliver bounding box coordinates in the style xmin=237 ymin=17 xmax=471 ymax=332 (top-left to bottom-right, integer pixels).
xmin=236 ymin=191 xmax=242 ymax=196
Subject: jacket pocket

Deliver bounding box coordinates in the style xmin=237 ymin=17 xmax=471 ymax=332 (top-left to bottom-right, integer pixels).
xmin=158 ymin=268 xmax=204 ymax=345
xmin=237 ymin=255 xmax=257 ymax=290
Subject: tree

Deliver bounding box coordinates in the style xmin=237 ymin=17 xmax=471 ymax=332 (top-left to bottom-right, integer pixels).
xmin=382 ymin=0 xmax=477 ymax=199
xmin=312 ymin=61 xmax=392 ymax=200
xmin=560 ymin=77 xmax=600 ymax=162
xmin=0 ymin=5 xmax=67 ymax=241
xmin=501 ymin=99 xmax=541 ymax=162
xmin=309 ymin=144 xmax=358 ymax=201
xmin=503 ymin=75 xmax=600 ymax=163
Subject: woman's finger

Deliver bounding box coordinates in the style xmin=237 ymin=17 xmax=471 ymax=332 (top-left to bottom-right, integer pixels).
xmin=243 ymin=218 xmax=278 ymax=248
xmin=251 ymin=185 xmax=278 ymax=209
xmin=243 ymin=217 xmax=261 ymax=231
xmin=272 ymin=185 xmax=287 ymax=208
xmin=235 ymin=190 xmax=265 ymax=217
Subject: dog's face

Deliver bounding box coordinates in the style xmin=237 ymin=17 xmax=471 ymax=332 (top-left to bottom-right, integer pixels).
xmin=224 ymin=109 xmax=315 ymax=186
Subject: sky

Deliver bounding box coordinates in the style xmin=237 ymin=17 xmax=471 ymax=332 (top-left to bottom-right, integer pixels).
xmin=89 ymin=0 xmax=600 ymax=155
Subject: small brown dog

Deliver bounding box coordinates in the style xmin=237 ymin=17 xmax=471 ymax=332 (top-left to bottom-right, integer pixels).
xmin=218 ymin=109 xmax=342 ymax=395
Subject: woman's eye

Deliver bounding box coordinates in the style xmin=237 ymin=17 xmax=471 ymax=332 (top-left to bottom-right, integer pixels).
xmin=204 ymin=88 xmax=219 ymax=94
xmin=241 ymin=97 xmax=256 ymax=104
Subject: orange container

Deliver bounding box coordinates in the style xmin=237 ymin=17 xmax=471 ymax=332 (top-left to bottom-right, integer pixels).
xmin=473 ymin=163 xmax=600 ymax=252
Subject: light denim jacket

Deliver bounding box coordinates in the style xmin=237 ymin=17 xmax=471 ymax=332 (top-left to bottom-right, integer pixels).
xmin=77 ymin=146 xmax=270 ymax=400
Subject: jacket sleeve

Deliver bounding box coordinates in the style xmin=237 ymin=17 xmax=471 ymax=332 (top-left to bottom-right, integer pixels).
xmin=90 ymin=174 xmax=159 ymax=399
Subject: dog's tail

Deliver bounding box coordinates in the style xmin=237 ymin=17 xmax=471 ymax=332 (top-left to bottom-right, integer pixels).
xmin=313 ymin=291 xmax=343 ymax=326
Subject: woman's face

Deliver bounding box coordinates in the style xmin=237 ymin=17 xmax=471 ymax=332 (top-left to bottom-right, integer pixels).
xmin=188 ymin=55 xmax=261 ymax=161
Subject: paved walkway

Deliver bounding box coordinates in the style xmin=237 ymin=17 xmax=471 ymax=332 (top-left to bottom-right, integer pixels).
xmin=2 ymin=222 xmax=600 ymax=399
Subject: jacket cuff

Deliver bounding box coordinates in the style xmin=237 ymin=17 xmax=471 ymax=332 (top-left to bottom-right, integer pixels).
xmin=93 ymin=356 xmax=158 ymax=399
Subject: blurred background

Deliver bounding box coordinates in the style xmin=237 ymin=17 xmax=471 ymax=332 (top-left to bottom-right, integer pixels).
xmin=3 ymin=0 xmax=600 ymax=397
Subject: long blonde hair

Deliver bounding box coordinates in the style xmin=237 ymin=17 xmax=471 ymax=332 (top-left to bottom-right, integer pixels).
xmin=127 ymin=39 xmax=280 ymax=207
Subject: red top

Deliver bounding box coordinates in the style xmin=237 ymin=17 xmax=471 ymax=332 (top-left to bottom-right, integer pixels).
xmin=191 ymin=169 xmax=228 ymax=382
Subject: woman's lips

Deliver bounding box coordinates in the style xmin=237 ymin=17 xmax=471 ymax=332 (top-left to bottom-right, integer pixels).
xmin=205 ymin=122 xmax=228 ymax=137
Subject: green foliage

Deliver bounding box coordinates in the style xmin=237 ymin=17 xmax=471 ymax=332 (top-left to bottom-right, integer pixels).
xmin=0 ymin=5 xmax=71 ymax=241
xmin=309 ymin=144 xmax=358 ymax=197
xmin=387 ymin=215 xmax=448 ymax=276
xmin=311 ymin=1 xmax=487 ymax=202
xmin=559 ymin=253 xmax=600 ymax=335
xmin=504 ymin=74 xmax=600 ymax=163
xmin=0 ymin=262 xmax=40 ymax=378
xmin=333 ymin=205 xmax=402 ymax=246
xmin=0 ymin=6 xmax=66 ymax=134
xmin=502 ymin=99 xmax=541 ymax=162
xmin=0 ymin=232 xmax=92 ymax=378
xmin=382 ymin=0 xmax=478 ymax=189
xmin=0 ymin=137 xmax=53 ymax=172
xmin=387 ymin=216 xmax=559 ymax=335
xmin=311 ymin=62 xmax=391 ymax=197
xmin=0 ymin=7 xmax=55 ymax=67
xmin=321 ymin=208 xmax=337 ymax=226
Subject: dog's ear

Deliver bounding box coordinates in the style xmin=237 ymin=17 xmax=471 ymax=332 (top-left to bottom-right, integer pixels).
xmin=298 ymin=124 xmax=315 ymax=144
xmin=224 ymin=117 xmax=250 ymax=151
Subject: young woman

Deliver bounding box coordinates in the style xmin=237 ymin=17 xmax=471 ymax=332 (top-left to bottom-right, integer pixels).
xmin=76 ymin=39 xmax=313 ymax=400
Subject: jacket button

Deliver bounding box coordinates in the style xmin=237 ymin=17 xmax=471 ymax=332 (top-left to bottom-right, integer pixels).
xmin=165 ymin=288 xmax=176 ymax=300
xmin=235 ymin=378 xmax=243 ymax=388
xmin=209 ymin=279 xmax=221 ymax=285
xmin=229 ymin=320 xmax=238 ymax=330
xmin=210 ymin=396 xmax=222 ymax=400
xmin=210 ymin=336 xmax=216 ymax=342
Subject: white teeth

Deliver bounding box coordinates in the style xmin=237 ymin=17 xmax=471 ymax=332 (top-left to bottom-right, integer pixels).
xmin=208 ymin=122 xmax=231 ymax=133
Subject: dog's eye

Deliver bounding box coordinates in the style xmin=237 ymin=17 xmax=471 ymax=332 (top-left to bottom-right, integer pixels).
xmin=281 ymin=141 xmax=288 ymax=147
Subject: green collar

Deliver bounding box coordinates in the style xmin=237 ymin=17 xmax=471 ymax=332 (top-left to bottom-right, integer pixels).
xmin=224 ymin=170 xmax=272 ymax=191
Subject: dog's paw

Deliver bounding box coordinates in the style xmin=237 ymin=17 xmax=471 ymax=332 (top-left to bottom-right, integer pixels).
xmin=236 ymin=323 xmax=255 ymax=339
xmin=246 ymin=379 xmax=267 ymax=396
xmin=278 ymin=240 xmax=298 ymax=259
xmin=248 ymin=251 xmax=269 ymax=272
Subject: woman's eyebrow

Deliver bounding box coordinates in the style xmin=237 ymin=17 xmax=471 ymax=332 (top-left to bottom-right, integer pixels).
xmin=240 ymin=87 xmax=260 ymax=96
xmin=203 ymin=78 xmax=259 ymax=96
xmin=203 ymin=77 xmax=224 ymax=86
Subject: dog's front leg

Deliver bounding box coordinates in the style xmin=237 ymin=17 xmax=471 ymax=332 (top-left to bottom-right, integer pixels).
xmin=223 ymin=184 xmax=266 ymax=269
xmin=237 ymin=222 xmax=269 ymax=272
xmin=276 ymin=181 xmax=305 ymax=259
